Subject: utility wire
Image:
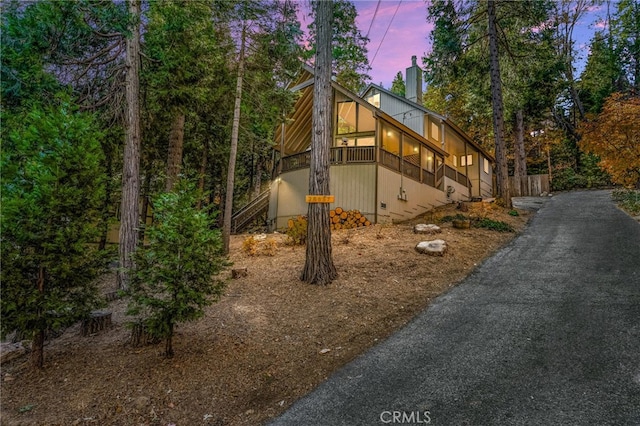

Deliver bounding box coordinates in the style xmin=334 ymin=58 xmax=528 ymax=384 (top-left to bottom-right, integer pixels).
xmin=365 ymin=0 xmax=382 ymax=39
xmin=370 ymin=0 xmax=402 ymax=67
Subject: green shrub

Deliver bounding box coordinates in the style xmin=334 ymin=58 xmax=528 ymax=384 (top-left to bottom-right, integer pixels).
xmin=473 ymin=218 xmax=514 ymax=232
xmin=439 ymin=213 xmax=468 ymax=223
xmin=612 ymin=189 xmax=640 ymax=215
xmin=508 ymin=210 xmax=520 ymax=217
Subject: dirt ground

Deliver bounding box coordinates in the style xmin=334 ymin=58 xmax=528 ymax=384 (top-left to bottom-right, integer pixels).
xmin=1 ymin=202 xmax=530 ymax=426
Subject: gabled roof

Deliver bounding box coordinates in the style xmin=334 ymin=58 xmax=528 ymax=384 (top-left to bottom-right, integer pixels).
xmin=274 ymin=65 xmax=454 ymax=158
xmin=362 ymin=83 xmax=495 ymax=162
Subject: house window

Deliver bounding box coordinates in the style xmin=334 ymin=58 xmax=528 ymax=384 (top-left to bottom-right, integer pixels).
xmin=422 ymin=148 xmax=435 ymax=172
xmin=429 ymin=119 xmax=440 ymax=143
xmin=366 ymin=92 xmax=380 ymax=108
xmin=402 ymin=135 xmax=420 ymax=166
xmin=460 ymin=154 xmax=473 ymax=166
xmin=453 ymin=155 xmax=457 ymax=167
xmin=337 ymin=101 xmax=357 ymax=134
xmin=381 ymin=123 xmax=401 ymax=155
xmin=357 ymin=137 xmax=375 ymax=146
xmin=357 ymin=107 xmax=375 ymax=132
xmin=483 ymin=158 xmax=490 ymax=174
xmin=334 ymin=136 xmax=375 ymax=147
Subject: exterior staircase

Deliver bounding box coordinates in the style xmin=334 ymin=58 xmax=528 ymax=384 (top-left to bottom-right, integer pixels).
xmin=231 ymin=189 xmax=270 ymax=234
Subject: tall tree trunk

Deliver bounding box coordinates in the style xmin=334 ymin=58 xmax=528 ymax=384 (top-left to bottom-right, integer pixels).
xmin=514 ymin=109 xmax=527 ymax=196
xmin=222 ymin=26 xmax=246 ymax=254
xmin=301 ymin=0 xmax=337 ymax=285
xmin=165 ymin=112 xmax=186 ymax=191
xmin=118 ymin=0 xmax=142 ymax=290
xmin=138 ymin=170 xmax=151 ymax=243
xmin=197 ymin=140 xmax=208 ymax=210
xmin=488 ymin=0 xmax=510 ymax=207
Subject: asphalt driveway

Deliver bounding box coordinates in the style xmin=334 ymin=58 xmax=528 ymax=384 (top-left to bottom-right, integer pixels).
xmin=269 ymin=190 xmax=640 ymax=426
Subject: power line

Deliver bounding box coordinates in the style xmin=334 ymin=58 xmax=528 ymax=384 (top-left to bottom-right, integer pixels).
xmin=365 ymin=0 xmax=382 ymax=40
xmin=370 ymin=0 xmax=402 ymax=67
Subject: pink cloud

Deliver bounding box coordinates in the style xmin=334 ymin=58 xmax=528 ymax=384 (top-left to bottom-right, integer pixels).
xmin=353 ymin=1 xmax=433 ymax=87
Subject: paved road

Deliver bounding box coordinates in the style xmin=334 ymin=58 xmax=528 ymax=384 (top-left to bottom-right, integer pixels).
xmin=269 ymin=191 xmax=640 ymax=426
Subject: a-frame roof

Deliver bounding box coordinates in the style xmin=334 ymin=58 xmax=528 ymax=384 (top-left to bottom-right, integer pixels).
xmin=362 ymin=83 xmax=495 ymax=162
xmin=275 ymin=65 xmax=449 ymax=158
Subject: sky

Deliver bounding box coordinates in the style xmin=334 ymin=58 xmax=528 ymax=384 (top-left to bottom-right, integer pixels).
xmin=298 ymin=0 xmax=608 ymax=89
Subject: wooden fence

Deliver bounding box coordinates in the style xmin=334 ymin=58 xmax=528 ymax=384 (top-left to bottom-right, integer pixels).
xmin=509 ymin=174 xmax=550 ymax=197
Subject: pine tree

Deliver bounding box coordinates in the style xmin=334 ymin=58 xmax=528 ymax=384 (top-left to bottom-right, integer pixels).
xmin=1 ymin=95 xmax=107 ymax=368
xmin=126 ymin=183 xmax=228 ymax=357
xmin=390 ymin=71 xmax=406 ymax=97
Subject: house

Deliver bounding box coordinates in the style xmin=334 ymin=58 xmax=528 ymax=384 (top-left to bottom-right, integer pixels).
xmin=266 ymin=57 xmax=494 ymax=230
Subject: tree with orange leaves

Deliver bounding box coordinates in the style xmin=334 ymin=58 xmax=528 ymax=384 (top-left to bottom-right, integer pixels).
xmin=578 ymin=93 xmax=640 ymax=188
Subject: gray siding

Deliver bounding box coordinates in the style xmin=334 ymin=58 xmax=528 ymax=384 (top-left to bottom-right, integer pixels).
xmin=378 ymin=92 xmax=425 ymax=136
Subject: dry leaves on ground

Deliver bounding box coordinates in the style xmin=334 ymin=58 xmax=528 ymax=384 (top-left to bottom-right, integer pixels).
xmin=1 ymin=202 xmax=529 ymax=426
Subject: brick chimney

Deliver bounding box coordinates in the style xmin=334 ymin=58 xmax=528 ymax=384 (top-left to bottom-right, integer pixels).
xmin=405 ymin=55 xmax=423 ymax=103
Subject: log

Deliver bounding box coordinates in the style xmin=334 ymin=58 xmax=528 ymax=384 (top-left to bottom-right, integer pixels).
xmin=335 ymin=207 xmax=343 ymax=215
xmin=329 ymin=210 xmax=336 ymax=217
xmin=81 ymin=311 xmax=112 ymax=336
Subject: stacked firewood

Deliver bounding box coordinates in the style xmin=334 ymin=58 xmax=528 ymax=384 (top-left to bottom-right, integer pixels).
xmin=329 ymin=207 xmax=372 ymax=230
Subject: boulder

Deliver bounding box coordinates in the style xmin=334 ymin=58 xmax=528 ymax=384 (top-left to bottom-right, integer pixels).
xmin=415 ymin=239 xmax=448 ymax=256
xmin=413 ymin=224 xmax=442 ymax=235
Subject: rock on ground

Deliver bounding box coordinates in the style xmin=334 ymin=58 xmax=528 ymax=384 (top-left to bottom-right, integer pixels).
xmin=413 ymin=224 xmax=442 ymax=235
xmin=415 ymin=240 xmax=448 ymax=256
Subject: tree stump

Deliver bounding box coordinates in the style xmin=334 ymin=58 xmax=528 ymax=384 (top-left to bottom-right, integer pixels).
xmin=453 ymin=218 xmax=471 ymax=229
xmin=232 ymin=267 xmax=248 ymax=279
xmin=104 ymin=291 xmax=120 ymax=302
xmin=129 ymin=321 xmax=161 ymax=347
xmin=81 ymin=311 xmax=112 ymax=336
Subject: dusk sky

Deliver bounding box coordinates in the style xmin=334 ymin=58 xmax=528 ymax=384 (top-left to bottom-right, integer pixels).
xmin=298 ymin=0 xmax=608 ymax=89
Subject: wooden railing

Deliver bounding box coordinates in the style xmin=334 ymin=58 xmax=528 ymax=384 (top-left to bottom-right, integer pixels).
xmin=231 ymin=189 xmax=271 ymax=233
xmin=330 ymin=146 xmax=376 ymax=164
xmin=445 ymin=165 xmax=470 ymax=187
xmin=281 ymin=151 xmax=311 ymax=171
xmin=280 ymin=148 xmax=469 ymax=191
xmin=282 ymin=147 xmax=376 ymax=172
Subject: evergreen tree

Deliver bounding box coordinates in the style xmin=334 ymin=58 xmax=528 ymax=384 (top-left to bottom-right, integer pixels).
xmin=390 ymin=71 xmax=406 ymax=97
xmin=306 ymin=0 xmax=371 ymax=93
xmin=579 ymin=31 xmax=625 ymax=114
xmin=126 ymin=184 xmax=228 ymax=357
xmin=1 ymin=96 xmax=107 ymax=368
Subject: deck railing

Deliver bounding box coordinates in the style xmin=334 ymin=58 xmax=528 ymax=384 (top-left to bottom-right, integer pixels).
xmin=282 ymin=147 xmax=376 ymax=172
xmin=280 ymin=148 xmax=469 ymax=189
xmin=445 ymin=165 xmax=470 ymax=187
